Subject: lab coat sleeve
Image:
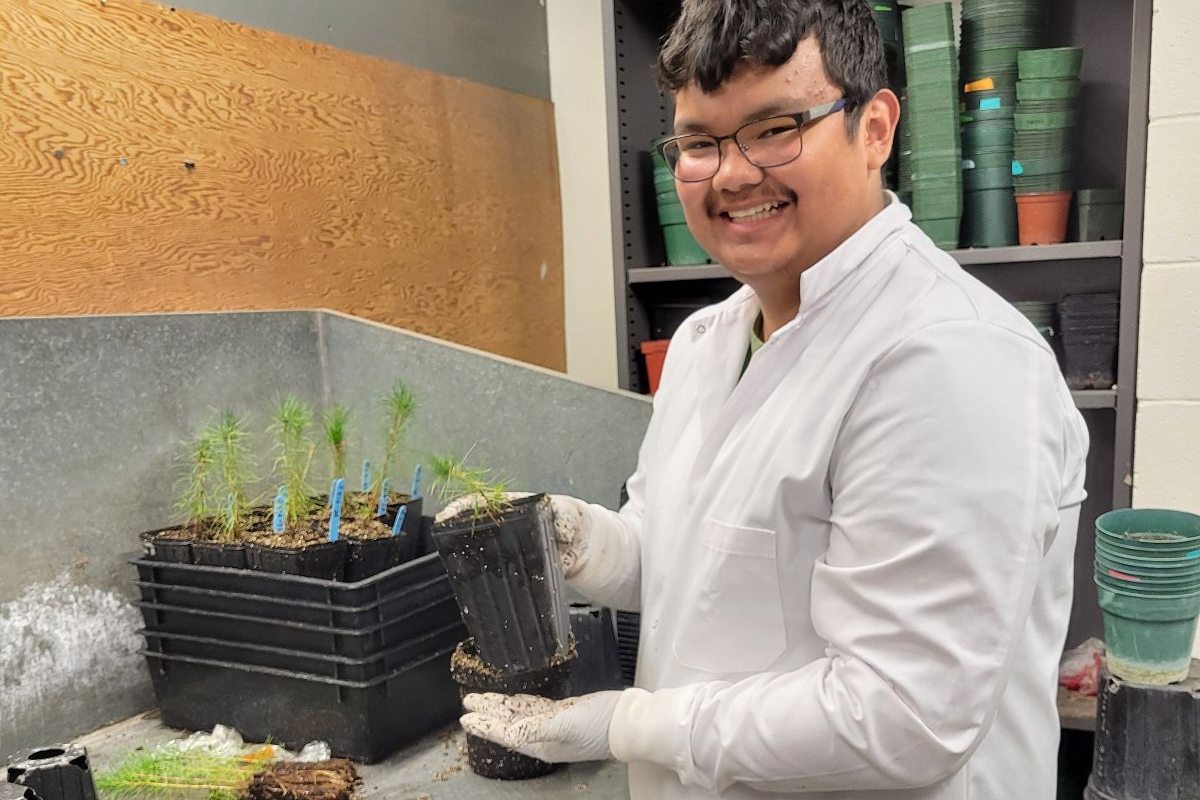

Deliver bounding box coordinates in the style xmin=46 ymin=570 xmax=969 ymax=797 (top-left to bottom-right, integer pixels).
xmin=609 ymin=320 xmax=1082 ymax=793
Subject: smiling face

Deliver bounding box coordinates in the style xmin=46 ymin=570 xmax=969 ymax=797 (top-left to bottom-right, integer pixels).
xmin=672 ymin=37 xmax=894 ymax=295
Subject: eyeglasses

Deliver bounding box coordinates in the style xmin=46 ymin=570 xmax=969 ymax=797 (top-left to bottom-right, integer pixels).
xmin=655 ymin=98 xmax=851 ymax=182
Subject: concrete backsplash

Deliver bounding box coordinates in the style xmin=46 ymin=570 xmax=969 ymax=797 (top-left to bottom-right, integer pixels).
xmin=0 ymin=310 xmax=649 ymax=753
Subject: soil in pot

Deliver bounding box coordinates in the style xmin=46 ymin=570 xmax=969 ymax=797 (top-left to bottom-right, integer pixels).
xmin=450 ymin=638 xmax=576 ymax=780
xmin=321 ymin=494 xmax=423 ymax=582
xmin=433 ymin=494 xmax=572 ymax=674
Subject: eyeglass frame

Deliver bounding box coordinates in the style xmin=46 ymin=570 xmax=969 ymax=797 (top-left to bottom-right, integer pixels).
xmin=654 ymin=97 xmax=853 ymax=182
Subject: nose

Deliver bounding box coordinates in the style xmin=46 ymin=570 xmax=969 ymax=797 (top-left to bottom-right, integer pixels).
xmin=710 ymin=138 xmax=765 ymax=194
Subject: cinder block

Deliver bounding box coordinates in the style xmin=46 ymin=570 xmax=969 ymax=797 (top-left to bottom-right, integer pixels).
xmin=1132 ymin=401 xmax=1200 ymax=511
xmin=1138 ymin=262 xmax=1200 ymax=399
xmin=1149 ymin=0 xmax=1200 ymax=120
xmin=1143 ymin=120 xmax=1200 ymax=265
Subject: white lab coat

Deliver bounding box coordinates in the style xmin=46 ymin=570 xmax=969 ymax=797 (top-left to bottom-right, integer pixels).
xmin=571 ymin=196 xmax=1089 ymax=800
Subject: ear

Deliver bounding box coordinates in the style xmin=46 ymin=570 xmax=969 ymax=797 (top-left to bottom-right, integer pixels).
xmin=860 ymin=89 xmax=901 ymax=172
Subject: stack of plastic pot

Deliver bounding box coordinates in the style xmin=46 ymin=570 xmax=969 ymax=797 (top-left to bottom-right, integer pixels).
xmin=897 ymin=89 xmax=912 ymax=206
xmin=958 ymin=0 xmax=1040 ymax=247
xmin=1073 ymin=187 xmax=1124 ymax=241
xmin=1094 ymin=508 xmax=1200 ymax=685
xmin=901 ymin=3 xmax=961 ymax=248
xmin=1010 ymin=300 xmax=1055 ymax=343
xmin=1059 ymin=291 xmax=1118 ymax=389
xmin=652 ymin=149 xmax=711 ymax=266
xmin=1013 ymin=47 xmax=1083 ymax=245
xmin=6 ymin=743 xmax=98 ymax=800
xmin=434 ymin=494 xmax=575 ymax=780
xmin=872 ymin=0 xmax=905 ymax=189
xmin=132 ymin=547 xmax=466 ymax=762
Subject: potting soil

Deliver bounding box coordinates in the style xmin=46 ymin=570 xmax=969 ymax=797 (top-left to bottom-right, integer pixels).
xmin=243 ymin=759 xmax=359 ymax=800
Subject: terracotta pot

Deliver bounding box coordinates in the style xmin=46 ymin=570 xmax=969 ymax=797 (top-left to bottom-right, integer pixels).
xmin=1016 ymin=190 xmax=1072 ymax=245
xmin=640 ymin=339 xmax=670 ymax=395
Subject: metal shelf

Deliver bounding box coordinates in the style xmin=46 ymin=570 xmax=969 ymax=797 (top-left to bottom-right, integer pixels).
xmin=628 ymin=241 xmax=1124 ymax=285
xmin=1072 ymin=389 xmax=1117 ymax=410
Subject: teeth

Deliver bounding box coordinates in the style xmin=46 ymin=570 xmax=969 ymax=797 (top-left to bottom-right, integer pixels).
xmin=727 ymin=201 xmax=783 ymax=221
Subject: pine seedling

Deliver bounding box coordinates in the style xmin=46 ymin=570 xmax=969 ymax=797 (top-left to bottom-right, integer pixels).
xmin=95 ymin=748 xmax=264 ymax=800
xmin=211 ymin=410 xmax=256 ymax=541
xmin=175 ymin=425 xmax=217 ymax=530
xmin=270 ymin=395 xmax=316 ymax=527
xmin=323 ymin=403 xmax=350 ymax=482
xmin=430 ymin=453 xmax=510 ymax=520
xmin=370 ymin=382 xmax=417 ymax=507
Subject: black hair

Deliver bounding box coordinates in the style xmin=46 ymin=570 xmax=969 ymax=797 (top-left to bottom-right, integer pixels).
xmin=656 ymin=0 xmax=887 ymax=135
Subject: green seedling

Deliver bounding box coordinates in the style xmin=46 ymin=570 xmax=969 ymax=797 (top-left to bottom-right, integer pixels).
xmin=323 ymin=403 xmax=350 ymax=482
xmin=429 ymin=453 xmax=511 ymax=521
xmin=370 ymin=382 xmax=417 ymax=508
xmin=95 ymin=748 xmax=265 ymax=800
xmin=175 ymin=425 xmax=217 ymax=530
xmin=270 ymin=395 xmax=316 ymax=527
xmin=211 ymin=410 xmax=256 ymax=541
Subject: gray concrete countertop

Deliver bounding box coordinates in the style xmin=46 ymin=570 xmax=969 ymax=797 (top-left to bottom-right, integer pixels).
xmin=79 ymin=712 xmax=630 ymax=800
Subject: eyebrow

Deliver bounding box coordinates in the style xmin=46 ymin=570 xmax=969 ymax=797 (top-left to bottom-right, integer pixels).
xmin=673 ymin=101 xmax=794 ymax=135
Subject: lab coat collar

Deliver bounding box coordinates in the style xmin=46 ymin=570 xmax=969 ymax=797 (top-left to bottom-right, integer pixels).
xmin=686 ymin=192 xmax=911 ymax=341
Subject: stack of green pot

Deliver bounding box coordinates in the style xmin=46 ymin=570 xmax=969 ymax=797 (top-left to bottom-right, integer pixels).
xmin=1013 ymin=47 xmax=1082 ymax=196
xmin=651 ymin=149 xmax=711 ymax=266
xmin=1010 ymin=300 xmax=1055 ymax=342
xmin=1094 ymin=508 xmax=1200 ymax=685
xmin=958 ymin=0 xmax=1041 ymax=247
xmin=897 ymin=89 xmax=912 ymax=206
xmin=872 ymin=0 xmax=905 ymax=89
xmin=901 ymin=2 xmax=961 ymax=248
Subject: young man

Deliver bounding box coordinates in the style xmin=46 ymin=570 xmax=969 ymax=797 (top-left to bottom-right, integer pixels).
xmin=455 ymin=2 xmax=1089 ymax=797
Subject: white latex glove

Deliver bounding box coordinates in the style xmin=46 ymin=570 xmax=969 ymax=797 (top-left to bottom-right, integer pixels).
xmin=434 ymin=492 xmax=592 ymax=579
xmin=460 ymin=691 xmax=622 ymax=763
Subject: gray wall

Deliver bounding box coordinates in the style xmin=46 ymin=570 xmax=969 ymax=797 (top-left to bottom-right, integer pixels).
xmin=169 ymin=0 xmax=550 ymax=99
xmin=0 ymin=311 xmax=649 ymax=753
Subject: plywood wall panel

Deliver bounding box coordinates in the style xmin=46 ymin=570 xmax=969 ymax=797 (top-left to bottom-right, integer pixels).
xmin=0 ymin=0 xmax=565 ymax=369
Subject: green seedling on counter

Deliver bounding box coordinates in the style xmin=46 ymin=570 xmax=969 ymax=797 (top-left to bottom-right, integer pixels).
xmin=369 ymin=382 xmax=417 ymax=509
xmin=270 ymin=395 xmax=316 ymax=528
xmin=430 ymin=453 xmax=510 ymax=521
xmin=211 ymin=410 xmax=255 ymax=541
xmin=322 ymin=403 xmax=350 ymax=483
xmin=96 ymin=748 xmax=264 ymax=800
xmin=175 ymin=425 xmax=217 ymax=531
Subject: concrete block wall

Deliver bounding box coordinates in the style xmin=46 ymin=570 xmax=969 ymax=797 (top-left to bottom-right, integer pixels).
xmin=1134 ymin=0 xmax=1200 ymax=512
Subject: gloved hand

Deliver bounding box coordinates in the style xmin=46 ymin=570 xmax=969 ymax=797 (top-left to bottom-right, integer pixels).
xmin=434 ymin=492 xmax=592 ymax=579
xmin=460 ymin=690 xmax=622 ymax=763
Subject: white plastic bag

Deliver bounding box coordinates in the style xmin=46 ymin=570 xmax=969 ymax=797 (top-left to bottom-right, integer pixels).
xmin=1058 ymin=637 xmax=1105 ymax=696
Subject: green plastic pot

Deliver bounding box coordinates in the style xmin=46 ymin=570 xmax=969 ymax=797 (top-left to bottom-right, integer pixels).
xmin=964 ymin=151 xmax=1014 ymax=169
xmin=1017 ymin=78 xmax=1083 ymax=100
xmin=962 ymin=187 xmax=1017 ymax=248
xmin=1095 ymin=543 xmax=1200 ymax=570
xmin=661 ymin=223 xmax=710 ymax=266
xmin=1095 ymin=570 xmax=1200 ymax=595
xmin=1018 ymin=47 xmax=1084 ymax=80
xmin=963 ymin=165 xmax=1014 ymax=191
xmin=914 ymin=216 xmax=960 ymax=248
xmin=1097 ymin=508 xmax=1200 ymax=544
xmin=962 ymin=124 xmax=1015 ymax=151
xmin=1096 ymin=550 xmax=1200 ymax=578
xmin=1096 ymin=530 xmax=1200 ymax=555
xmin=1014 ymin=110 xmax=1078 ymax=131
xmin=656 ymin=199 xmax=686 ymax=226
xmin=1096 ymin=583 xmax=1200 ymax=684
xmin=1012 ymin=154 xmax=1074 ymax=177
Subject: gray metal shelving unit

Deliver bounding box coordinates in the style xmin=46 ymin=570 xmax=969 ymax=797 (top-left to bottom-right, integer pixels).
xmin=604 ymin=0 xmax=1153 ymax=648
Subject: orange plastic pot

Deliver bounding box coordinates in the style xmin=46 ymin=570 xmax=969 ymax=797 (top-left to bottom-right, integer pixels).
xmin=640 ymin=339 xmax=670 ymax=395
xmin=1015 ymin=191 xmax=1072 ymax=245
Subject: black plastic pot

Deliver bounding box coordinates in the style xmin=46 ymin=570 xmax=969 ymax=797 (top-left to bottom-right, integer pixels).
xmin=130 ymin=550 xmax=447 ymax=605
xmin=1062 ymin=340 xmax=1118 ymax=390
xmin=138 ymin=527 xmax=193 ymax=564
xmin=433 ymin=494 xmax=571 ymax=674
xmin=191 ymin=541 xmax=247 ymax=569
xmin=136 ymin=591 xmax=463 ymax=658
xmin=614 ymin=610 xmax=641 ymax=686
xmin=142 ymin=644 xmax=460 ymax=763
xmin=450 ymin=638 xmax=575 ymax=780
xmin=139 ymin=618 xmax=465 ymax=682
xmin=344 ymin=497 xmax=425 ymax=582
xmin=5 ymin=744 xmax=97 ymax=800
xmin=246 ymin=539 xmax=345 ymax=580
xmin=0 ymin=784 xmax=41 ymax=800
xmin=568 ymin=605 xmax=623 ymax=695
xmin=1086 ymin=665 xmax=1200 ymax=799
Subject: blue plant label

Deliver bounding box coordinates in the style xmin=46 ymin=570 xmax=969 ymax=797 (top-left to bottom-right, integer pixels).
xmin=392 ymin=505 xmax=407 ymax=537
xmin=361 ymin=460 xmax=372 ymax=493
xmin=329 ymin=478 xmax=346 ymax=542
xmin=272 ymin=488 xmax=286 ymax=533
xmin=411 ymin=464 xmax=422 ymax=500
xmin=979 ymin=97 xmax=1002 ymax=111
xmin=377 ymin=478 xmax=389 ymax=516
xmin=1012 ymin=160 xmax=1025 ymax=176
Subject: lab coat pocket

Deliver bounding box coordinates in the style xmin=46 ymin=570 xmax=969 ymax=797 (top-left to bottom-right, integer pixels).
xmin=672 ymin=518 xmax=787 ymax=674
